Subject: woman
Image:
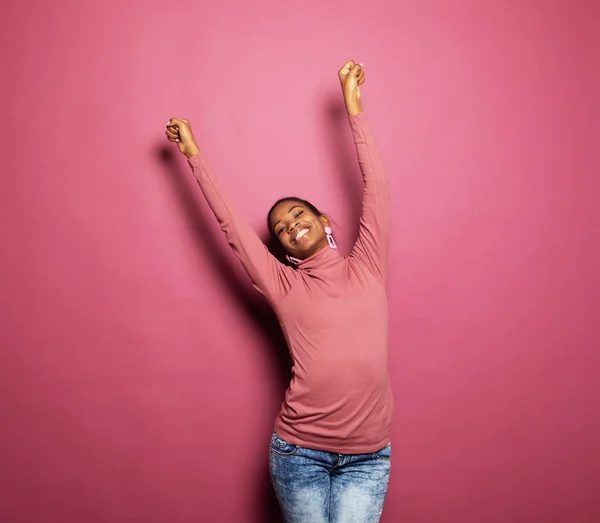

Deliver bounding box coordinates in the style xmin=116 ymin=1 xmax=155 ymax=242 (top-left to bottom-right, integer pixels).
xmin=165 ymin=60 xmax=393 ymax=523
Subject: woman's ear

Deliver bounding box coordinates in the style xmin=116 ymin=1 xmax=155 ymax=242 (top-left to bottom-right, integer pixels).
xmin=319 ymin=215 xmax=331 ymax=228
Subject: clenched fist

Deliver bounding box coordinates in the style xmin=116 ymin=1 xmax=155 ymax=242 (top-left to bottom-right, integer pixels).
xmin=338 ymin=60 xmax=366 ymax=116
xmin=165 ymin=118 xmax=201 ymax=158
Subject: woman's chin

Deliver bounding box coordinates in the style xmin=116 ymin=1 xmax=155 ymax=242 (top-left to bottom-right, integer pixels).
xmin=288 ymin=246 xmax=311 ymax=260
xmin=292 ymin=242 xmax=325 ymax=259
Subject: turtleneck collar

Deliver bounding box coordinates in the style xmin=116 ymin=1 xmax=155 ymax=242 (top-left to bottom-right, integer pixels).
xmin=296 ymin=245 xmax=341 ymax=272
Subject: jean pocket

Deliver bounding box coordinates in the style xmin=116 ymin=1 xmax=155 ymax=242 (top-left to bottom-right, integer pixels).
xmin=372 ymin=442 xmax=392 ymax=460
xmin=270 ymin=432 xmax=298 ymax=456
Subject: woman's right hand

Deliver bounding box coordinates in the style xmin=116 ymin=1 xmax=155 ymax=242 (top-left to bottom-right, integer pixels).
xmin=165 ymin=118 xmax=201 ymax=158
xmin=338 ymin=60 xmax=365 ymax=116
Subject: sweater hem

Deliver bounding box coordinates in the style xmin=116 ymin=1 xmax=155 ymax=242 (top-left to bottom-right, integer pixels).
xmin=273 ymin=421 xmax=390 ymax=455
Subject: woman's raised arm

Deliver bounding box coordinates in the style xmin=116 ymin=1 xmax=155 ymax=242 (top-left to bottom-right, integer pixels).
xmin=165 ymin=118 xmax=295 ymax=305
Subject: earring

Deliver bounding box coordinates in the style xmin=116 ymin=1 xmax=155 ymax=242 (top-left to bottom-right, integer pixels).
xmin=286 ymin=255 xmax=303 ymax=265
xmin=325 ymin=226 xmax=337 ymax=249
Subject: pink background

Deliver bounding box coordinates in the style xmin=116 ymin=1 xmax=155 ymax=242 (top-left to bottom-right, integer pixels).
xmin=1 ymin=1 xmax=598 ymax=522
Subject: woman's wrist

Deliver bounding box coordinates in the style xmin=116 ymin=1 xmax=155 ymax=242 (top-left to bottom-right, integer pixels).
xmin=345 ymin=98 xmax=363 ymax=116
xmin=344 ymin=96 xmax=362 ymax=116
xmin=184 ymin=144 xmax=201 ymax=158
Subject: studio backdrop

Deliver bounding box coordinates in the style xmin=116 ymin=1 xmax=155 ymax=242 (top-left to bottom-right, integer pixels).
xmin=1 ymin=1 xmax=598 ymax=522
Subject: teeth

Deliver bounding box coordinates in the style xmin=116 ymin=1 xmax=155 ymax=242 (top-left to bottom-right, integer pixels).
xmin=295 ymin=228 xmax=309 ymax=241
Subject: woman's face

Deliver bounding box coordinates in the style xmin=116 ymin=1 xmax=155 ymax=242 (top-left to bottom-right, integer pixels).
xmin=269 ymin=201 xmax=330 ymax=259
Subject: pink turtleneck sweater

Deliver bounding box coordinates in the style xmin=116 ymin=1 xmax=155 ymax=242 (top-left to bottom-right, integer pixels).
xmin=188 ymin=112 xmax=393 ymax=453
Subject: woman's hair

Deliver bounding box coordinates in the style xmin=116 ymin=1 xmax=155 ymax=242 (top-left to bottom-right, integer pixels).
xmin=267 ymin=197 xmax=322 ymax=237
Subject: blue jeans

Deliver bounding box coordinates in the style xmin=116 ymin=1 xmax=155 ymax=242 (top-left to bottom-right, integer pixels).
xmin=269 ymin=432 xmax=391 ymax=523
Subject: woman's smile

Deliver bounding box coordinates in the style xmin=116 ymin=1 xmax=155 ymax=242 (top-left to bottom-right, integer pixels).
xmin=292 ymin=226 xmax=311 ymax=243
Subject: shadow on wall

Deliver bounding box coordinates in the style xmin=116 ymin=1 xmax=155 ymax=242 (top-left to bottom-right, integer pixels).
xmin=318 ymin=94 xmax=365 ymax=248
xmin=156 ymin=146 xmax=292 ymax=385
xmin=324 ymin=94 xmax=363 ymax=228
xmin=156 ymin=146 xmax=288 ymax=523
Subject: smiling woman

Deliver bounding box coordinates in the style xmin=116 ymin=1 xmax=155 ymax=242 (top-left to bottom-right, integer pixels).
xmin=165 ymin=60 xmax=393 ymax=523
xmin=267 ymin=197 xmax=334 ymax=263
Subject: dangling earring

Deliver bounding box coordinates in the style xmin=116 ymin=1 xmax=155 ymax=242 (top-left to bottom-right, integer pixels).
xmin=325 ymin=226 xmax=337 ymax=249
xmin=286 ymin=255 xmax=303 ymax=265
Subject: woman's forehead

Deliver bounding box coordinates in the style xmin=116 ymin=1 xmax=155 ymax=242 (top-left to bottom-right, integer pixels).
xmin=272 ymin=201 xmax=303 ymax=218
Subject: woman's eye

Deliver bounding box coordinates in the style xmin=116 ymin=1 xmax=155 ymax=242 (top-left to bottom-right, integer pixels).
xmin=278 ymin=227 xmax=285 ymax=235
xmin=294 ymin=211 xmax=304 ymax=219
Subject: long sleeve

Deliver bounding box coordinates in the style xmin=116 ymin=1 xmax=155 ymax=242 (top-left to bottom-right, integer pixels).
xmin=188 ymin=153 xmax=295 ymax=305
xmin=348 ymin=112 xmax=391 ymax=281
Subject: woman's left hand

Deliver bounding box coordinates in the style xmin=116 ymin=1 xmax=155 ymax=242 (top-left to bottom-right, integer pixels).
xmin=338 ymin=60 xmax=365 ymax=116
